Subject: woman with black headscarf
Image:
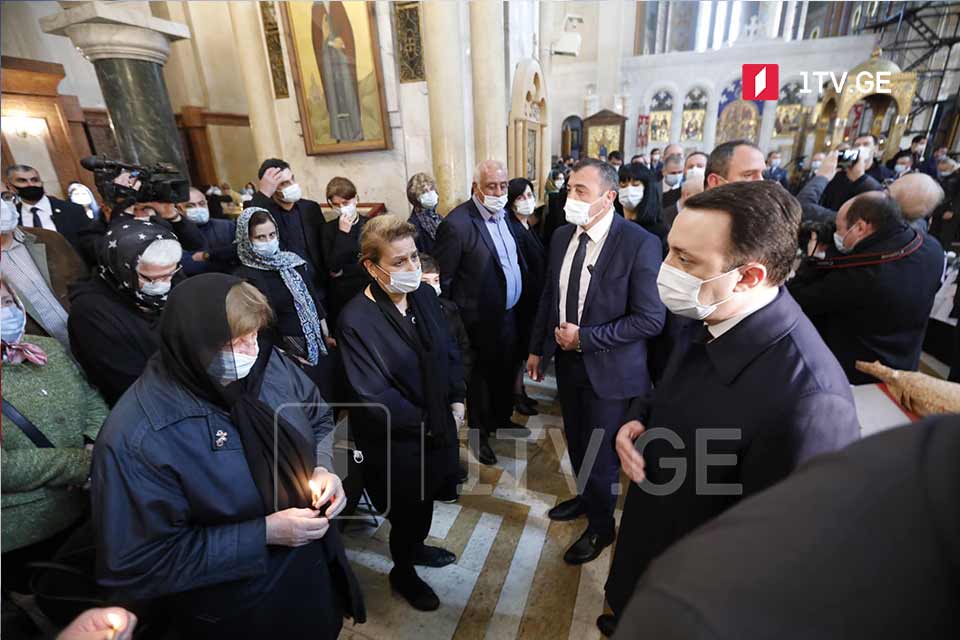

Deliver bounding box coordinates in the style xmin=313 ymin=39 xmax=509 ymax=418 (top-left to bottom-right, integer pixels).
xmin=616 ymin=163 xmax=669 ymax=258
xmin=67 ymin=219 xmax=183 ymax=405
xmin=234 ymin=207 xmax=335 ymax=400
xmin=337 ymin=215 xmax=465 ymax=612
xmin=91 ymin=274 xmax=365 ymax=638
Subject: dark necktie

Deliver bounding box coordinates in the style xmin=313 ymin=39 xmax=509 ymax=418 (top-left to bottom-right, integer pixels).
xmin=29 ymin=206 xmax=41 ymax=228
xmin=565 ymin=232 xmax=590 ymax=325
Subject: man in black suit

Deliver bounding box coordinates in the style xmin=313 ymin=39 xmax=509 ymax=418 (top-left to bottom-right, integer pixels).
xmin=247 ymin=158 xmax=328 ymax=293
xmin=434 ymin=160 xmax=526 ymax=465
xmin=527 ymin=158 xmax=665 ymax=565
xmin=762 ymin=150 xmax=789 ymax=189
xmin=5 ymin=164 xmax=89 ymax=250
xmin=614 ymin=414 xmax=960 ymax=640
xmin=599 ymin=181 xmax=860 ymax=637
xmin=789 ymin=191 xmax=944 ymax=384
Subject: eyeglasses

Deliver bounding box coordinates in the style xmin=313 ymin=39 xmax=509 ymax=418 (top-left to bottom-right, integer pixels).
xmin=137 ymin=266 xmax=182 ymax=284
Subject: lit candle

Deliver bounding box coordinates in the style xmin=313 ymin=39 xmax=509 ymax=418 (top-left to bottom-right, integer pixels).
xmin=308 ymin=479 xmax=319 ymax=509
xmin=106 ymin=612 xmax=123 ymax=640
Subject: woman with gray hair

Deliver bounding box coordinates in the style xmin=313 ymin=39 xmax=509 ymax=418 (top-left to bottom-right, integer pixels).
xmin=67 ymin=219 xmax=183 ymax=405
xmin=406 ymin=172 xmax=442 ymax=255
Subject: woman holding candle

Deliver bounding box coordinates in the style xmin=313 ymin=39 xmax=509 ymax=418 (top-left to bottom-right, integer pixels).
xmin=91 ymin=274 xmax=364 ymax=638
xmin=338 ymin=215 xmax=465 ymax=611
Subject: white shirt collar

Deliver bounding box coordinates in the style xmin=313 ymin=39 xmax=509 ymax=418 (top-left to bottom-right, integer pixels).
xmin=707 ymin=286 xmax=779 ymax=339
xmin=577 ymin=207 xmax=615 ymax=244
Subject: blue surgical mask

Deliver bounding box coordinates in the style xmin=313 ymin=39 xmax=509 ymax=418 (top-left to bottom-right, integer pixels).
xmin=209 ymin=343 xmax=259 ymax=383
xmin=1 ymin=305 xmax=26 ymax=343
xmin=252 ymin=239 xmax=279 ymax=257
xmin=185 ymin=207 xmax=209 ymax=225
xmin=664 ymin=173 xmax=682 ymax=187
xmin=833 ymin=228 xmax=854 ymax=254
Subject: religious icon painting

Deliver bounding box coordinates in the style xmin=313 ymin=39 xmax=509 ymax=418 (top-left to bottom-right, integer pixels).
xmin=283 ymin=1 xmax=391 ymax=155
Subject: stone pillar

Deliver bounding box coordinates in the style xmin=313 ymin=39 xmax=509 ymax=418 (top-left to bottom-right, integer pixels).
xmin=469 ymin=0 xmax=508 ymax=163
xmin=703 ymin=90 xmax=720 ymax=151
xmin=797 ymin=0 xmax=810 ymax=40
xmin=41 ymin=2 xmax=190 ymax=177
xmin=423 ymin=1 xmax=469 ymax=214
xmin=538 ymin=0 xmax=554 ymax=81
xmin=227 ymin=1 xmax=284 ymax=161
xmin=783 ymin=1 xmax=798 ymax=41
xmin=759 ymin=102 xmax=778 ymax=152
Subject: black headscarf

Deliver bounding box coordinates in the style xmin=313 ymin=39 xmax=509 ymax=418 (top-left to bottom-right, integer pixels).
xmin=159 ymin=273 xmax=315 ymax=513
xmin=369 ymin=281 xmax=453 ymax=445
xmin=98 ymin=219 xmax=179 ymax=312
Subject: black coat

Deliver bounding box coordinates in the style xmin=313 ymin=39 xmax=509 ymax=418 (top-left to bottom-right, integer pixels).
xmin=788 ymin=223 xmax=945 ymax=384
xmin=181 ymin=218 xmax=238 ymax=276
xmin=76 ymin=213 xmax=205 ymax=267
xmin=605 ymin=288 xmax=860 ymax=615
xmin=820 ymin=172 xmax=883 ymax=211
xmin=247 ymin=192 xmax=327 ymax=293
xmin=67 ymin=277 xmax=162 ymax=406
xmin=615 ymin=414 xmax=960 ymax=640
xmin=234 ymin=263 xmax=326 ymax=339
xmin=337 ymin=286 xmax=465 ymax=507
xmin=319 ymin=216 xmax=368 ymax=326
xmin=433 ymin=199 xmax=527 ymax=354
xmin=439 ymin=297 xmax=474 ymax=381
xmin=17 ymin=196 xmax=89 ymax=251
xmin=506 ymin=213 xmax=546 ymax=362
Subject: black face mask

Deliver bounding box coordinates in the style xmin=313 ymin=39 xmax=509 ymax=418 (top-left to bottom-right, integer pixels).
xmin=15 ymin=185 xmax=44 ymax=202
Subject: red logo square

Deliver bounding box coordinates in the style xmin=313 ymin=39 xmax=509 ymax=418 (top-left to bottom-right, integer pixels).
xmin=742 ymin=64 xmax=779 ymax=100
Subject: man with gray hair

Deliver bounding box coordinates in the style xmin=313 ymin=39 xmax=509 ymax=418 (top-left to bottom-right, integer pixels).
xmin=4 ymin=164 xmax=89 ymax=250
xmin=888 ymin=171 xmax=945 ymax=232
xmin=434 ymin=159 xmax=527 ymax=465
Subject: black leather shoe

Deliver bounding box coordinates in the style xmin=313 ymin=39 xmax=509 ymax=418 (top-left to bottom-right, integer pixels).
xmin=596 ymin=613 xmax=617 ymax=637
xmin=514 ymin=394 xmax=539 ymax=416
xmin=414 ymin=544 xmax=457 ymax=568
xmin=390 ymin=568 xmax=440 ymax=611
xmin=563 ymin=529 xmax=614 ymax=565
xmin=548 ymin=496 xmax=586 ymax=521
xmin=522 ymin=391 xmax=539 ymax=407
xmin=472 ymin=438 xmax=497 ymax=465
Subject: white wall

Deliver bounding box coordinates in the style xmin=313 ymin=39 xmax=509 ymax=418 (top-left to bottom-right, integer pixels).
xmin=0 ymin=0 xmax=105 ymax=108
xmin=548 ymin=33 xmax=878 ymax=158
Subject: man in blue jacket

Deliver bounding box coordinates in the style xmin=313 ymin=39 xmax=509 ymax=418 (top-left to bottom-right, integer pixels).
xmin=599 ymin=181 xmax=860 ymax=637
xmin=178 ymin=187 xmax=237 ymax=276
xmin=527 ymin=158 xmax=666 ymax=565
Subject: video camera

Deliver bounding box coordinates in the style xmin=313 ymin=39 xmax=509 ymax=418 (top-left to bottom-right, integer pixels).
xmin=80 ymin=156 xmax=189 ymax=207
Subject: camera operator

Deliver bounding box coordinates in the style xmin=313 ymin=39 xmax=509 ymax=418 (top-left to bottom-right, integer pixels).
xmin=813 ymin=143 xmax=886 ymax=213
xmin=788 ymin=191 xmax=945 ymax=384
xmin=76 ymin=171 xmax=203 ymax=267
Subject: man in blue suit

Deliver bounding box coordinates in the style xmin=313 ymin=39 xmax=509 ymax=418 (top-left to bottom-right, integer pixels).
xmin=527 ymin=158 xmax=666 ymax=565
xmin=434 ymin=160 xmax=526 ymax=465
xmin=598 ymin=181 xmax=860 ymax=637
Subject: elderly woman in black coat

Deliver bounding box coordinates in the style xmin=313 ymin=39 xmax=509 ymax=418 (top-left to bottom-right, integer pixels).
xmin=92 ymin=274 xmax=364 ymax=638
xmin=337 ymin=215 xmax=465 ymax=612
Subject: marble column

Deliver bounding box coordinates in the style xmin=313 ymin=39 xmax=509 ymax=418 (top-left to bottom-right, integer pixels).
xmin=469 ymin=0 xmax=508 ymax=163
xmin=783 ymin=1 xmax=798 ymax=41
xmin=41 ymin=2 xmax=190 ymax=178
xmin=423 ymin=1 xmax=469 ymax=214
xmin=538 ymin=0 xmax=554 ymax=81
xmin=758 ymin=101 xmax=779 ymax=152
xmin=228 ymin=1 xmax=284 ymax=161
xmin=797 ymin=1 xmax=810 ymax=40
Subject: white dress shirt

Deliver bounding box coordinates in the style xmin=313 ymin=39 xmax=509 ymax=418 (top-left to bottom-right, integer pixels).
xmin=706 ymin=285 xmax=779 ymax=339
xmin=558 ymin=208 xmax=615 ymax=325
xmin=19 ymin=195 xmax=56 ymax=230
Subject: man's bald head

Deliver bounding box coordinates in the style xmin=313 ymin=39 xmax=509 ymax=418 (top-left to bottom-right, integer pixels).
xmin=887 ymin=172 xmax=944 ymax=221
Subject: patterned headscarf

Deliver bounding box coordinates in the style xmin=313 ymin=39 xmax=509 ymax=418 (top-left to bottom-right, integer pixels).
xmin=235 ymin=207 xmax=326 ymax=365
xmin=98 ymin=219 xmax=180 ymax=311
xmin=406 ymin=172 xmax=441 ymax=240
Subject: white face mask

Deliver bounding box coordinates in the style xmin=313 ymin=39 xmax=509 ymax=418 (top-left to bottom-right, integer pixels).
xmin=69 ymin=188 xmax=94 ymax=206
xmin=430 ymin=282 xmax=441 ymax=296
xmin=656 ymin=262 xmax=742 ymax=320
xmin=618 ymin=185 xmax=645 ymax=209
xmin=184 ymin=207 xmax=209 ymax=225
xmin=375 ymin=264 xmax=422 ymax=294
xmin=769 ymin=159 xmax=781 ymax=168
xmin=857 ymin=146 xmax=873 ymax=163
xmin=685 ymin=166 xmax=705 ymax=181
xmin=810 ymin=160 xmax=822 ymax=171
xmin=211 ymin=342 xmax=259 ymax=383
xmin=894 ymin=164 xmax=909 ymax=175
xmin=0 ymin=199 xmax=18 ymax=232
xmin=1 ymin=304 xmax=26 ymax=344
xmin=140 ymin=280 xmax=172 ymax=297
xmin=833 ymin=227 xmax=854 ymax=254
xmin=480 ymin=193 xmax=508 ymax=213
xmin=515 ymin=197 xmax=535 ymax=216
xmin=664 ymin=173 xmax=682 ymax=188
xmin=336 ymin=200 xmax=359 ymax=224
xmin=252 ymin=238 xmax=280 ymax=257
xmin=281 ymin=183 xmax=302 ymax=203
xmin=555 ymin=177 xmax=565 ymax=188
xmin=564 ymin=196 xmax=605 ymax=226
xmin=419 ymin=190 xmax=439 ymax=209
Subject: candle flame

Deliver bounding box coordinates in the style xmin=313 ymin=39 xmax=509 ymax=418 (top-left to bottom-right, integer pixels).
xmin=106 ymin=612 xmax=123 ymax=630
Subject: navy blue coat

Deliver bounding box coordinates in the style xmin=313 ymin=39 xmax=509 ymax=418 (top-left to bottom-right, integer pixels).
xmin=91 ymin=350 xmax=355 ymax=616
xmin=605 ymin=288 xmax=860 ymax=616
xmin=433 ymin=198 xmax=527 ymax=353
xmin=788 ymin=223 xmax=945 ymax=384
xmin=530 ymin=213 xmax=666 ymax=400
xmin=181 ymin=217 xmax=237 ymax=276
